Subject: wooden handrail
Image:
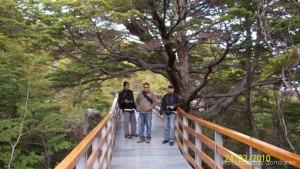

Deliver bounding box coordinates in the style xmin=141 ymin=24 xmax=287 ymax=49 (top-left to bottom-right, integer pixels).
xmin=176 ymin=107 xmax=300 ymax=168
xmin=55 ymin=96 xmax=119 ymax=169
xmin=54 ymin=98 xmax=300 ymax=169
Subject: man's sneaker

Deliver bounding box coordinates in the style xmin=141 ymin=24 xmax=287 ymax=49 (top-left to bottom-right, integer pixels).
xmin=125 ymin=135 xmax=132 ymax=139
xmin=162 ymin=140 xmax=169 ymax=144
xmin=146 ymin=139 xmax=151 ymax=143
xmin=137 ymin=139 xmax=146 ymax=143
xmin=131 ymin=133 xmax=139 ymax=137
xmin=169 ymin=142 xmax=174 ymax=146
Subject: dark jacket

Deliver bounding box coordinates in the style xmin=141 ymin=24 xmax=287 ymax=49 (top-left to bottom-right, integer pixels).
xmin=118 ymin=89 xmax=136 ymax=111
xmin=160 ymin=92 xmax=183 ymax=115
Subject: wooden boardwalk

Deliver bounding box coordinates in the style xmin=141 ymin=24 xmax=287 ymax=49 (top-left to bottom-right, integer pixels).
xmin=109 ymin=112 xmax=192 ymax=169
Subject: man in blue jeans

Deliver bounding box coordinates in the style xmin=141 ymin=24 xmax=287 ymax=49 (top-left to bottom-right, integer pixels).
xmin=160 ymin=84 xmax=183 ymax=146
xmin=136 ymin=83 xmax=157 ymax=143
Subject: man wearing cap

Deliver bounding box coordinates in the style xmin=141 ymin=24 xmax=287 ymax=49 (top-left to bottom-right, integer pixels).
xmin=160 ymin=84 xmax=183 ymax=146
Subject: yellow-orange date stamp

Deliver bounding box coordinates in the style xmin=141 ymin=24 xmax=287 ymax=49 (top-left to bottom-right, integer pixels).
xmin=225 ymin=154 xmax=271 ymax=163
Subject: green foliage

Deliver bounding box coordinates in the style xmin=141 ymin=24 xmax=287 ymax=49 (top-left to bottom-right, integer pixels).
xmin=0 ymin=40 xmax=72 ymax=168
xmin=212 ymin=67 xmax=245 ymax=82
xmin=262 ymin=47 xmax=300 ymax=77
xmin=10 ymin=151 xmax=44 ymax=169
xmin=48 ymin=61 xmax=91 ymax=87
xmin=258 ymin=0 xmax=300 ymax=46
xmin=220 ymin=7 xmax=252 ymax=21
xmin=112 ymin=10 xmax=143 ymax=21
xmin=0 ymin=119 xmax=19 ymax=142
xmin=0 ymin=32 xmax=6 ymax=50
xmin=0 ymin=42 xmax=28 ymax=118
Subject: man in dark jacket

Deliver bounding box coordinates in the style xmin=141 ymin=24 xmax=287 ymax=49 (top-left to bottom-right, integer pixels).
xmin=160 ymin=84 xmax=183 ymax=146
xmin=118 ymin=81 xmax=138 ymax=139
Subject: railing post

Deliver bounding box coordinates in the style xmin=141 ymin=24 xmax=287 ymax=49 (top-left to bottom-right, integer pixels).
xmin=183 ymin=116 xmax=189 ymax=153
xmin=111 ymin=112 xmax=117 ymax=144
xmin=100 ymin=126 xmax=108 ymax=168
xmin=76 ymin=154 xmax=87 ymax=169
xmin=92 ymin=137 xmax=100 ymax=169
xmin=214 ymin=131 xmax=223 ymax=169
xmin=250 ymin=147 xmax=262 ymax=169
xmin=107 ymin=118 xmax=113 ymax=160
xmin=195 ymin=122 xmax=202 ymax=168
xmin=175 ymin=112 xmax=178 ymax=138
xmin=114 ymin=106 xmax=119 ymax=133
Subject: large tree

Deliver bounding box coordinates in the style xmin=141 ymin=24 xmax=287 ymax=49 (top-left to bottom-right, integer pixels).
xmin=33 ymin=0 xmax=299 ymax=121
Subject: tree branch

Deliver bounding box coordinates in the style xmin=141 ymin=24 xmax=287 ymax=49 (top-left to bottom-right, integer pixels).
xmin=187 ymin=38 xmax=239 ymax=104
xmin=8 ymin=86 xmax=30 ymax=169
xmin=199 ymin=78 xmax=281 ymax=99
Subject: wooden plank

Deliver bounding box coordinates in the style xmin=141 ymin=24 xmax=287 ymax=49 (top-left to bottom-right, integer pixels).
xmin=183 ymin=125 xmax=195 ymax=137
xmin=196 ymin=132 xmax=214 ymax=150
xmin=177 ymin=117 xmax=183 ymax=127
xmin=176 ymin=136 xmax=183 ymax=151
xmin=196 ymin=149 xmax=215 ymax=168
xmin=99 ymin=136 xmax=106 ymax=149
xmin=183 ymin=150 xmax=196 ymax=168
xmin=99 ymin=149 xmax=108 ymax=165
xmin=177 ymin=135 xmax=196 ymax=168
xmin=87 ymin=149 xmax=99 ymax=169
xmin=195 ymin=163 xmax=204 ymax=169
xmin=183 ymin=137 xmax=196 ymax=151
xmin=176 ymin=125 xmax=183 ymax=139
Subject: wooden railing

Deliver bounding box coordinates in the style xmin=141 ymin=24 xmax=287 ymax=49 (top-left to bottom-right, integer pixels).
xmin=55 ymin=96 xmax=120 ymax=169
xmin=176 ymin=107 xmax=300 ymax=169
xmin=54 ymin=97 xmax=300 ymax=169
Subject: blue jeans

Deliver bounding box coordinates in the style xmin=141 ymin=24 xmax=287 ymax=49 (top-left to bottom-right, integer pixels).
xmin=138 ymin=112 xmax=152 ymax=140
xmin=163 ymin=112 xmax=176 ymax=142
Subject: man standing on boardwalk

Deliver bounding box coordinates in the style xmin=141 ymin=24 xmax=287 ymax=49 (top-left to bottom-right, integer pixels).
xmin=136 ymin=83 xmax=157 ymax=143
xmin=118 ymin=81 xmax=139 ymax=139
xmin=160 ymin=84 xmax=183 ymax=146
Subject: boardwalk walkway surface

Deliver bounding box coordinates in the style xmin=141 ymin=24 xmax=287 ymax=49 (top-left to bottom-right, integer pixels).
xmin=109 ymin=112 xmax=192 ymax=169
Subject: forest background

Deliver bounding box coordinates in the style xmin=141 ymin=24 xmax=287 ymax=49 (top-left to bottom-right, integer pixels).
xmin=0 ymin=0 xmax=299 ymax=168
